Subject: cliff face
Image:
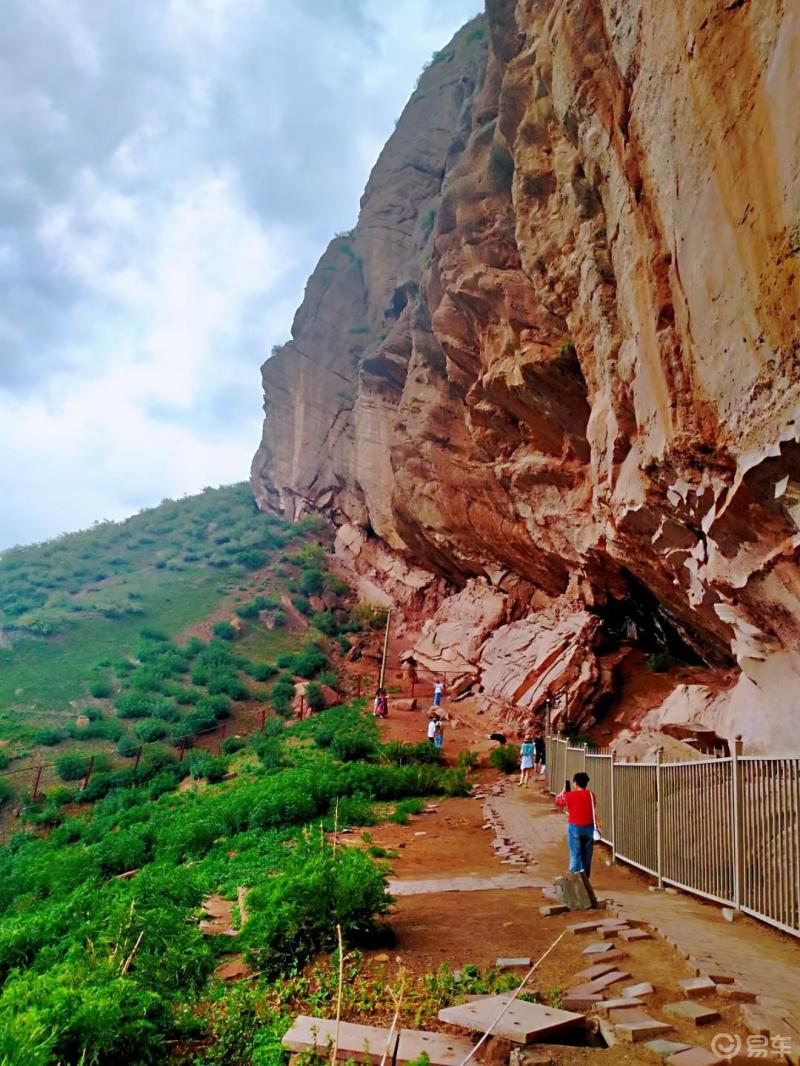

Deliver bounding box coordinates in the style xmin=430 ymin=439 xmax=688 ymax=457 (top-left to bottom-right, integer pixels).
xmin=253 ymin=2 xmax=800 ymax=752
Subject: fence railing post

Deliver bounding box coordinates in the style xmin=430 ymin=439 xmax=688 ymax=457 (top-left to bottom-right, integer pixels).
xmin=732 ymin=734 xmax=744 ymax=910
xmin=610 ymin=749 xmax=617 ymax=862
xmin=259 ymin=708 xmax=266 ymax=733
xmin=133 ymin=746 xmax=142 ymax=773
xmin=81 ymin=756 xmax=94 ymax=793
xmin=656 ymin=747 xmax=664 ymax=889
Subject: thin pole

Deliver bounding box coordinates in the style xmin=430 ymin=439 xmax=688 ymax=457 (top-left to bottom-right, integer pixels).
xmin=378 ymin=609 xmax=391 ymax=691
xmin=656 ymin=747 xmax=664 ymax=889
xmin=732 ymin=735 xmax=744 ymax=910
xmin=31 ymin=764 xmax=43 ymax=801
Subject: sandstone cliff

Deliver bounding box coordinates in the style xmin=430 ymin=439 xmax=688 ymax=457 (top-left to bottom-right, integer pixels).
xmin=253 ymin=2 xmax=800 ymax=753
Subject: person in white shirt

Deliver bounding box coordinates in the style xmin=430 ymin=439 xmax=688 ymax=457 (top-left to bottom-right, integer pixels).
xmin=433 ymin=680 xmax=444 ymax=707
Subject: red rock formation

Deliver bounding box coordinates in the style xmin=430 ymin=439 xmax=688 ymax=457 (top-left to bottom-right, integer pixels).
xmin=253 ymin=4 xmax=800 ymax=751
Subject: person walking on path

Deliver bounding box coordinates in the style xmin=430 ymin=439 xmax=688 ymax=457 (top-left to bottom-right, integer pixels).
xmin=373 ymin=688 xmax=388 ymax=718
xmin=534 ymin=733 xmax=546 ymax=775
xmin=555 ymin=772 xmax=601 ymax=878
xmin=427 ymin=713 xmax=439 ymax=744
xmin=433 ymin=680 xmax=444 ymax=707
xmin=434 ymin=717 xmax=444 ymax=751
xmin=519 ymin=735 xmax=534 ymax=786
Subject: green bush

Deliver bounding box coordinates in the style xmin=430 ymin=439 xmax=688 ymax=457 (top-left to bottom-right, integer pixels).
xmin=270 ymin=679 xmax=295 ymax=717
xmin=331 ymin=730 xmax=377 ymax=763
xmin=0 ymin=780 xmax=14 ymax=809
xmin=299 ymin=568 xmax=324 ymax=596
xmin=488 ymin=744 xmax=520 ymax=774
xmin=116 ymin=692 xmax=156 ymax=719
xmin=304 ymin=681 xmax=326 ymax=713
xmin=646 ymin=651 xmax=674 ymax=673
xmin=242 ymin=838 xmax=390 ymax=976
xmin=271 ymin=608 xmax=287 ymax=627
xmin=116 ymin=735 xmax=140 ymax=758
xmin=134 ymin=719 xmax=169 ymax=743
xmin=187 ymin=751 xmax=228 ymax=783
xmin=33 ymin=728 xmax=66 ymax=747
xmin=311 ymin=610 xmax=338 ymax=636
xmin=55 ymin=752 xmax=110 ymax=782
xmin=221 ymin=736 xmax=245 ymax=756
xmin=89 ymin=679 xmax=113 ymax=698
xmin=247 ymin=662 xmax=277 ymax=683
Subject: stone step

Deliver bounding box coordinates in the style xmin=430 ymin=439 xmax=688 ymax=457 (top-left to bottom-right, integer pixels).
xmin=396 ymin=1029 xmax=475 ymax=1066
xmin=438 ymin=995 xmax=584 ymax=1044
xmin=282 ymin=1015 xmax=393 ymax=1064
xmin=615 ymin=1018 xmax=675 ymax=1043
xmin=663 ymin=1001 xmax=721 ymax=1027
xmin=569 ymin=970 xmax=631 ymax=997
xmin=679 ymin=977 xmax=717 ymax=997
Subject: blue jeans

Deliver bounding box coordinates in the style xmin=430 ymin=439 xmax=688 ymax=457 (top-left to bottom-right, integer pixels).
xmin=568 ymin=824 xmax=594 ymax=878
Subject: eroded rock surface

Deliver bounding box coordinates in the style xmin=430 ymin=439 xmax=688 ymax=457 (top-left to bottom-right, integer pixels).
xmin=253 ymin=3 xmax=800 ymax=751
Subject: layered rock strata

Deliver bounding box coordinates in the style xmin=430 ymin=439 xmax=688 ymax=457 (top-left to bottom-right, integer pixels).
xmin=253 ymin=2 xmax=800 ymax=751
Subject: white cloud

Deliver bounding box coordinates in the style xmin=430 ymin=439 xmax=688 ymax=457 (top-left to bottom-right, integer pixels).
xmin=1 ymin=0 xmax=481 ymax=547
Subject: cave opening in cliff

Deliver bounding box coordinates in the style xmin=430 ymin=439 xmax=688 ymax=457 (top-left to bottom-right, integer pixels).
xmin=593 ymin=569 xmax=705 ymax=667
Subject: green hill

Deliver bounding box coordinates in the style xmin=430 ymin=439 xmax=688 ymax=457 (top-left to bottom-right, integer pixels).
xmin=0 ymin=483 xmax=356 ymax=806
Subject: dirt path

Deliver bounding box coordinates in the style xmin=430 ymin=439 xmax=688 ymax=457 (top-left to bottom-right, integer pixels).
xmin=351 ymin=699 xmax=800 ymax=1063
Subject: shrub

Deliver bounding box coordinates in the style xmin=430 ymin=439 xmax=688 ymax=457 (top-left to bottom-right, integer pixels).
xmin=134 ymin=719 xmax=169 ymax=743
xmin=270 ymin=679 xmax=294 ymax=718
xmin=184 ymin=707 xmax=218 ymax=737
xmin=197 ymin=695 xmax=232 ymax=721
xmin=89 ymin=679 xmax=113 ymax=698
xmin=187 ymin=751 xmax=228 ymax=783
xmin=152 ymin=701 xmax=181 ymax=722
xmin=304 ymin=681 xmax=326 ymax=713
xmin=212 ymin=621 xmax=237 ymax=641
xmin=271 ymin=608 xmax=287 ymax=628
xmin=331 ymin=730 xmax=376 ymax=763
xmin=488 ymin=744 xmax=520 ymax=774
xmin=0 ymin=780 xmax=14 ymax=808
xmin=456 ymin=749 xmax=481 ymax=771
xmin=116 ymin=692 xmax=156 ymax=719
xmin=646 ymin=651 xmax=674 ymax=672
xmin=299 ymin=568 xmax=324 ymax=596
xmin=221 ymin=737 xmax=245 ymax=756
xmin=33 ymin=728 xmax=66 ymax=747
xmin=235 ymin=601 xmax=260 ymax=620
xmin=116 ymin=735 xmax=140 ymax=758
xmin=247 ymin=662 xmax=277 ymax=683
xmin=55 ymin=752 xmax=110 ymax=782
xmin=291 ymin=647 xmax=328 ymax=679
xmin=311 ymin=611 xmax=337 ymax=636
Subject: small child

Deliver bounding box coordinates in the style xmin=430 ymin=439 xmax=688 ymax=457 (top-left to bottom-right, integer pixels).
xmin=434 ymin=718 xmax=444 ymax=750
xmin=519 ymin=734 xmax=534 ymax=786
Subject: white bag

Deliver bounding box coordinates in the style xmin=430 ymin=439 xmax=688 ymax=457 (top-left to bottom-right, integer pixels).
xmin=590 ymin=791 xmax=601 ymax=841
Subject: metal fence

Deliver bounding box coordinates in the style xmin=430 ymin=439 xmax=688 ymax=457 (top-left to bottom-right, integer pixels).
xmin=546 ymin=735 xmax=800 ymax=938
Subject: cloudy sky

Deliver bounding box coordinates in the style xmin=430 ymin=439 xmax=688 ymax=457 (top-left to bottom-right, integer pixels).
xmin=0 ymin=0 xmax=480 ymax=549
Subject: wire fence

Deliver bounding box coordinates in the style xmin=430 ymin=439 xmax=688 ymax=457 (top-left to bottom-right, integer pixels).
xmin=546 ymin=734 xmax=800 ymax=939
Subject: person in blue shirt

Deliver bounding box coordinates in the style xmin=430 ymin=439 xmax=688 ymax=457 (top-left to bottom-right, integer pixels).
xmin=519 ymin=734 xmax=534 ymax=786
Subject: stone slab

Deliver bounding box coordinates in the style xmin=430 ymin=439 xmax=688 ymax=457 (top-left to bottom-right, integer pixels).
xmin=600 ymin=926 xmax=630 ymax=939
xmin=570 ymin=970 xmax=630 ymax=996
xmin=575 ymin=962 xmax=619 ymax=981
xmin=664 ymin=1001 xmax=720 ymax=1026
xmin=496 ymin=957 xmax=531 ymax=969
xmin=539 ymin=904 xmax=568 ymax=917
xmin=594 ymin=998 xmax=645 ymax=1014
xmin=623 ymin=981 xmax=655 ymax=998
xmin=395 ymin=1029 xmax=475 ymax=1066
xmin=665 ymin=1049 xmax=725 ymax=1066
xmin=620 ymin=928 xmax=651 ymax=942
xmin=608 ymin=1007 xmax=653 ymax=1024
xmin=567 ymin=919 xmax=606 ymax=935
xmin=582 ymin=941 xmax=616 ymax=955
xmin=644 ymin=1040 xmax=693 ymax=1058
xmin=615 ymin=1019 xmax=675 ymax=1043
xmin=679 ymin=977 xmax=717 ymax=997
xmin=282 ymin=1016 xmax=393 ymax=1064
xmin=717 ymin=985 xmax=757 ymax=1003
xmin=560 ymin=993 xmax=604 ymax=1012
xmin=438 ymin=995 xmax=584 ymax=1044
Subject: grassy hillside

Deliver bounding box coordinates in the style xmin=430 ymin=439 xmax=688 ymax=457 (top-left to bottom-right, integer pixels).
xmin=0 ymin=483 xmax=372 ymax=808
xmin=0 ymin=704 xmax=474 ymax=1065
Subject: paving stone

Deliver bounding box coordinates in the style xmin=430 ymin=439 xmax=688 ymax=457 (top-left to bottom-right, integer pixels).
xmin=582 ymin=941 xmax=616 ymax=955
xmin=560 ymin=993 xmax=604 ymax=1012
xmin=615 ymin=1019 xmax=675 ymax=1042
xmin=717 ymin=985 xmax=757 ymax=1003
xmin=395 ymin=1029 xmax=475 ymax=1066
xmin=575 ymin=962 xmax=619 ymax=981
xmin=644 ymin=1039 xmax=693 ymax=1058
xmin=539 ymin=904 xmax=568 ymax=917
xmin=567 ymin=919 xmax=606 ymax=935
xmin=594 ymin=998 xmax=645 ymax=1014
xmin=623 ymin=981 xmax=655 ymax=998
xmin=693 ymin=964 xmax=734 ymax=983
xmin=608 ymin=1007 xmax=653 ymax=1024
xmin=619 ymin=928 xmax=651 ymax=942
xmin=569 ymin=970 xmax=630 ymax=996
xmin=282 ymin=1016 xmax=393 ymax=1064
xmin=664 ymin=1001 xmax=721 ymax=1026
xmin=437 ymin=995 xmax=584 ymax=1044
xmin=496 ymin=957 xmax=531 ymax=969
xmin=600 ymin=925 xmax=630 ymax=939
xmin=739 ymin=1003 xmax=796 ymax=1038
xmin=679 ymin=977 xmax=717 ymax=997
xmin=665 ymin=1049 xmax=725 ymax=1066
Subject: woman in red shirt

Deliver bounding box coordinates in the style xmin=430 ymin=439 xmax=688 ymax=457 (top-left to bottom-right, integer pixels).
xmin=555 ymin=772 xmax=601 ymax=878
